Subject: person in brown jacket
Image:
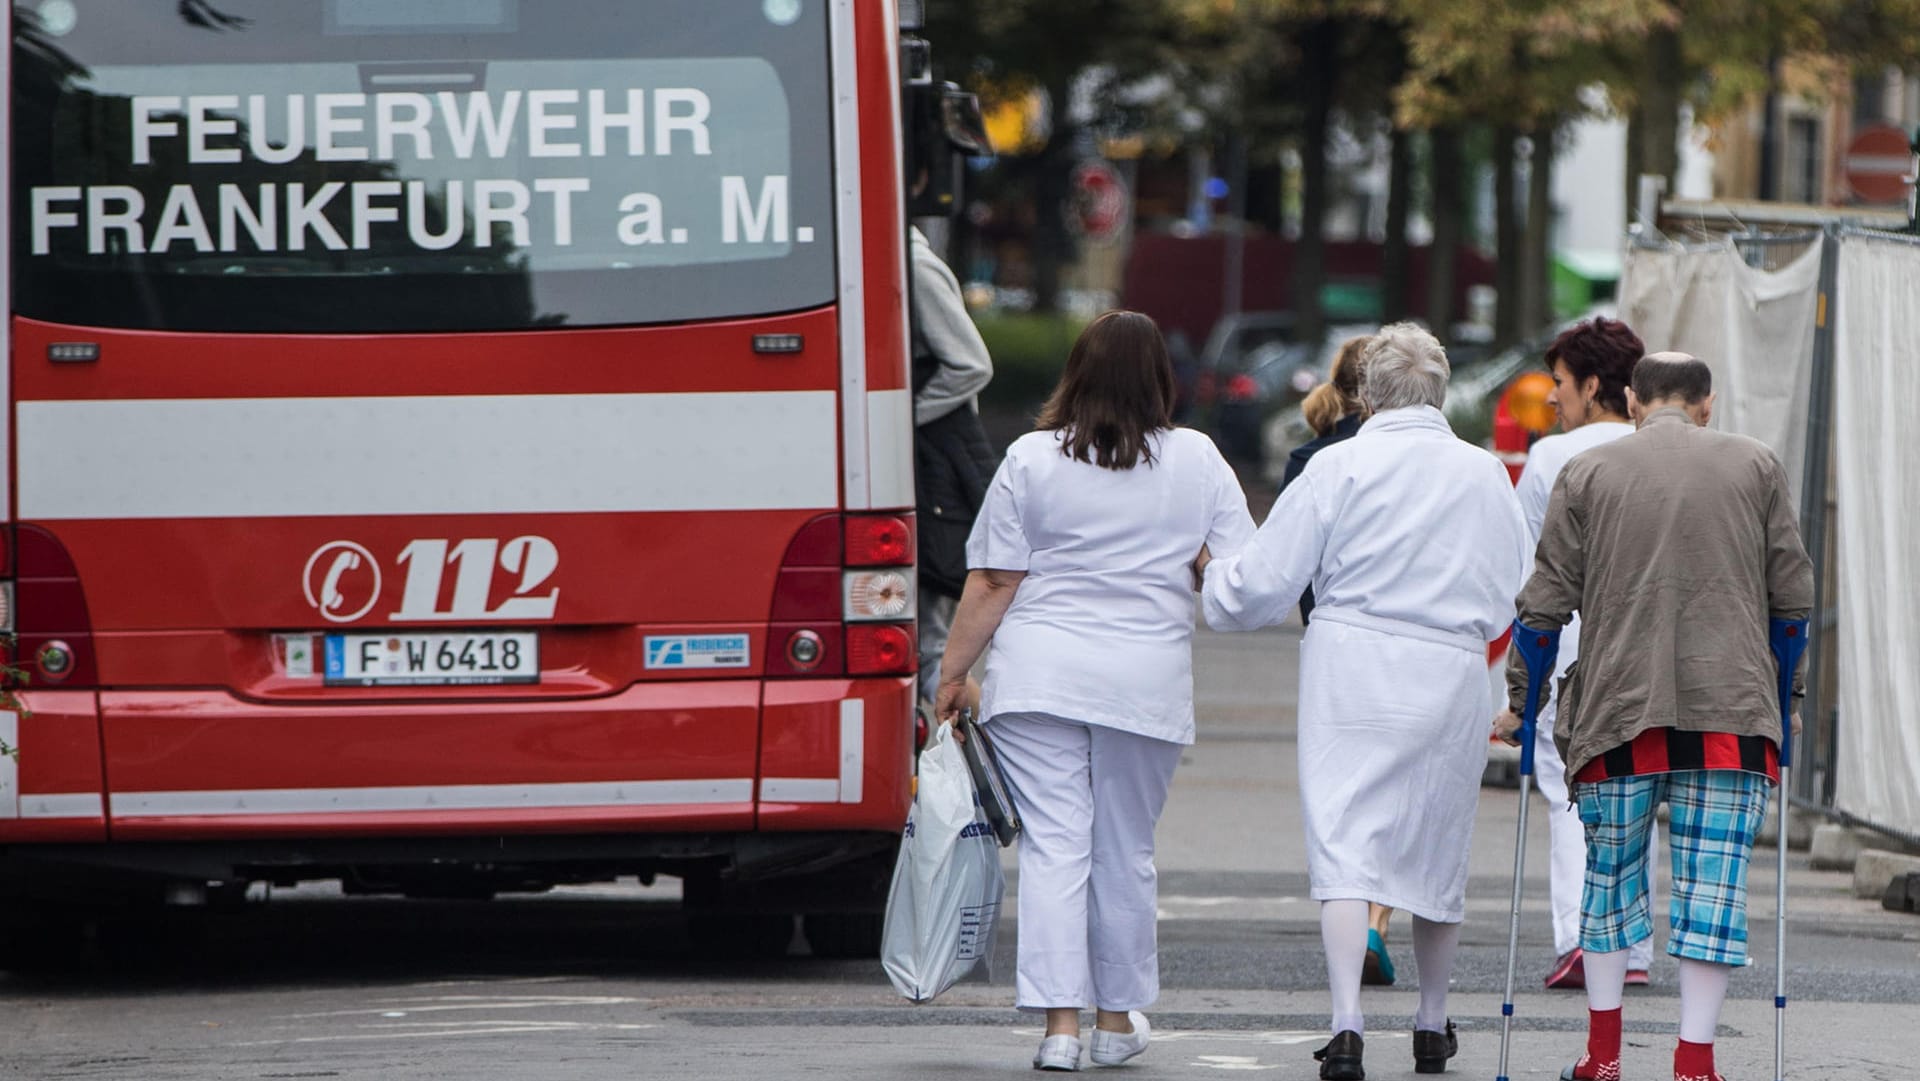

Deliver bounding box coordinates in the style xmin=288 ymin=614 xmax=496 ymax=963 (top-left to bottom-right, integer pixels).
xmin=1497 ymin=352 xmax=1814 ymax=1081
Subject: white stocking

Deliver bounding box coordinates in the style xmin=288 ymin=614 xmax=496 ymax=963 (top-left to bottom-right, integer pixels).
xmin=1584 ymin=947 xmax=1629 ymax=1012
xmin=1320 ymin=899 xmax=1369 ymax=1036
xmin=1411 ymin=916 xmax=1460 ymax=1032
xmin=1677 ymin=958 xmax=1731 ymax=1043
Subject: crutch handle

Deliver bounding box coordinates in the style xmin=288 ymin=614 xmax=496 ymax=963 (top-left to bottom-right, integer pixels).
xmin=1511 ymin=619 xmax=1562 ymax=777
xmin=1770 ymin=618 xmax=1809 ymax=768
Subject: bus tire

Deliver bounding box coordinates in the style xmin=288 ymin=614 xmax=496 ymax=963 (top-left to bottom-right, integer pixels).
xmin=685 ymin=911 xmax=796 ymax=959
xmin=802 ymin=911 xmax=884 ymax=959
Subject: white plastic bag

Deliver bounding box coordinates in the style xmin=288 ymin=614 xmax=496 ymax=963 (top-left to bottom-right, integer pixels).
xmin=880 ymin=721 xmax=1006 ymax=1002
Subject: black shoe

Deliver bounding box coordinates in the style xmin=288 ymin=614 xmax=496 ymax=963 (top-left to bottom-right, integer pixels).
xmin=1313 ymin=1030 xmax=1364 ymax=1080
xmin=1413 ymin=1020 xmax=1457 ymax=1074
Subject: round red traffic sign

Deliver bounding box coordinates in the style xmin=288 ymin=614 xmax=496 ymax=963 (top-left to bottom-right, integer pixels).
xmin=1067 ymin=159 xmax=1129 ymax=244
xmin=1844 ymin=125 xmax=1914 ymax=204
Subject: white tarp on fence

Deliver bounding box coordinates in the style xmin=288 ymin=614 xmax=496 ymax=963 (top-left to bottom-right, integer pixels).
xmin=1618 ymin=241 xmax=1822 ymax=503
xmin=1832 ymin=233 xmax=1920 ymax=837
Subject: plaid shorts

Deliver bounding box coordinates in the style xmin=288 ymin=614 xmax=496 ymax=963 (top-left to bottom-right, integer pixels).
xmin=1576 ymin=769 xmax=1771 ymax=966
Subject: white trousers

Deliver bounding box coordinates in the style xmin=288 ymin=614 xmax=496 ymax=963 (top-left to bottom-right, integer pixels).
xmin=1536 ymin=694 xmax=1654 ymax=968
xmin=987 ymin=711 xmax=1183 ymax=1011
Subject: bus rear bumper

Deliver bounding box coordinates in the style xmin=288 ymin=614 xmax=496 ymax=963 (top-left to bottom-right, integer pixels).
xmin=0 ymin=678 xmax=914 ymax=845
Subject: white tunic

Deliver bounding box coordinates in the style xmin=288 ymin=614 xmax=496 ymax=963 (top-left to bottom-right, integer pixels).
xmin=968 ymin=427 xmax=1256 ymax=745
xmin=1200 ymin=405 xmax=1531 ymax=921
xmin=1512 ymin=421 xmax=1634 ymax=689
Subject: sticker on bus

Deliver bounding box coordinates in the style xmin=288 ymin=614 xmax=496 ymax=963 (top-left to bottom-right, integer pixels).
xmin=644 ymin=635 xmax=750 ymax=669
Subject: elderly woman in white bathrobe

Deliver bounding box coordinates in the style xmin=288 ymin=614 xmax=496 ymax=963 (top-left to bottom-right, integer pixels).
xmin=1198 ymin=322 xmax=1531 ymax=1081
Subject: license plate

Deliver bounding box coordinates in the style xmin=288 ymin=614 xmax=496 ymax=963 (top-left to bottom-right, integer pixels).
xmin=324 ymin=631 xmax=539 ymax=686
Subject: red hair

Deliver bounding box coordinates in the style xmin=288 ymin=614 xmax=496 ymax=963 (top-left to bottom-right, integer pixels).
xmin=1545 ymin=317 xmax=1643 ymax=417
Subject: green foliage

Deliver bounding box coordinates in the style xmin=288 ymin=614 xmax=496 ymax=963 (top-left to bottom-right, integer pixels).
xmin=974 ymin=311 xmax=1085 ymax=409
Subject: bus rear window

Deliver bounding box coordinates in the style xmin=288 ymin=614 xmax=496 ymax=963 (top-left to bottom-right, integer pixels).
xmin=11 ymin=0 xmax=835 ymax=332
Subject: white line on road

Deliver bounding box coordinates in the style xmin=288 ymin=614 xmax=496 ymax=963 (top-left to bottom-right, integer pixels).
xmin=229 ymin=1021 xmax=658 ymax=1046
xmin=277 ymin=994 xmax=642 ymax=1019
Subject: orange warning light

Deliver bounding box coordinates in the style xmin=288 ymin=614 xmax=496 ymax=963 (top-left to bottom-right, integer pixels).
xmin=1502 ymin=370 xmax=1558 ymax=435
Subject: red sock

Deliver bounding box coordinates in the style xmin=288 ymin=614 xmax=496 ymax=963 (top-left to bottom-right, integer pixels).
xmin=1569 ymin=1008 xmax=1622 ymax=1079
xmin=1674 ymin=1038 xmax=1718 ymax=1080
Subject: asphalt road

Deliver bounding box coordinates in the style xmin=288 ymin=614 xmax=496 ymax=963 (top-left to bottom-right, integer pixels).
xmin=3 ymin=621 xmax=1917 ymax=1080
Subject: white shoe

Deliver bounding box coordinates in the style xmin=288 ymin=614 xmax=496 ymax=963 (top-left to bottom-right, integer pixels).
xmin=1033 ymin=1034 xmax=1082 ymax=1071
xmin=1089 ymin=1012 xmax=1151 ymax=1067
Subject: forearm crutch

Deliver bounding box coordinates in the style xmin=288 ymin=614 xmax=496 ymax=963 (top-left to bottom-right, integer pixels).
xmin=1769 ymin=618 xmax=1809 ymax=1081
xmin=1496 ymin=620 xmax=1561 ymax=1081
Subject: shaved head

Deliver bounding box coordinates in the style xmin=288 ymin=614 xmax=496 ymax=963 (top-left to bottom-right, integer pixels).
xmin=1631 ymin=351 xmax=1713 ymax=405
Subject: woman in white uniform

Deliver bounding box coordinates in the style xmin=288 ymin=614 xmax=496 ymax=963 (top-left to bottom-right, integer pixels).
xmin=1495 ymin=317 xmax=1656 ymax=991
xmin=1198 ymin=323 xmax=1531 ymax=1080
xmin=935 ymin=310 xmax=1255 ymax=1073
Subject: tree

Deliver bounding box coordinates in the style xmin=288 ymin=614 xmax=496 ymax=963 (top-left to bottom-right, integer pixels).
xmin=926 ymin=1 xmax=1184 ymax=312
xmin=1397 ymin=0 xmax=1664 ymax=341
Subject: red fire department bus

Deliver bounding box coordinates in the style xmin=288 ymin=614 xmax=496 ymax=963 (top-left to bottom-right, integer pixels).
xmin=2 ymin=0 xmax=933 ymax=957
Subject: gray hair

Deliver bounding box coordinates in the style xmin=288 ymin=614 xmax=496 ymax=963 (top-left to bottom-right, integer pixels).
xmin=1359 ymin=322 xmax=1451 ymax=412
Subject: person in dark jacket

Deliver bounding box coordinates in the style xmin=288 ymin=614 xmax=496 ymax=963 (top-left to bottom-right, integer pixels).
xmin=909 ymin=225 xmax=996 ymax=706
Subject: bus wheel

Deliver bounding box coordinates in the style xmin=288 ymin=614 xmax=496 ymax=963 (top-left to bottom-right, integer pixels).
xmin=802 ymin=911 xmax=885 ymax=959
xmin=685 ymin=911 xmax=796 ymax=959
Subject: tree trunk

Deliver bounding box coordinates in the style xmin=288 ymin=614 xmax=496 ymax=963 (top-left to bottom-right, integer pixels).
xmin=1624 ymin=104 xmax=1644 ymax=227
xmin=1295 ymin=18 xmax=1340 ymax=348
xmin=1492 ymin=124 xmax=1521 ymax=347
xmin=1425 ymin=127 xmax=1462 ymax=345
xmin=1521 ymin=123 xmax=1557 ymax=334
xmin=1381 ymin=124 xmax=1413 ymax=323
xmin=1638 ymin=28 xmax=1683 ymax=198
xmin=1030 ymin=73 xmax=1076 ymax=314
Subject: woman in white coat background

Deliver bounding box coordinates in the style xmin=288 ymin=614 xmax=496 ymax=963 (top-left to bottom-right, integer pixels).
xmin=1198 ymin=323 xmax=1532 ymax=1080
xmin=935 ymin=310 xmax=1255 ymax=1072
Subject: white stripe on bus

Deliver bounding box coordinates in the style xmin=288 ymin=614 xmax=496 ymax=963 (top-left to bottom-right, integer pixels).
xmin=18 ymin=390 xmax=838 ymax=520
xmin=866 ymin=389 xmax=913 ymax=509
xmin=19 ymin=793 xmax=105 ymax=819
xmin=0 ymin=713 xmax=17 ymax=819
xmin=829 ymin=0 xmax=869 ymax=510
xmin=109 ymin=778 xmax=755 ymax=818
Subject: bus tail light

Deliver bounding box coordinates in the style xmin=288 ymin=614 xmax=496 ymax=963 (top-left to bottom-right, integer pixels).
xmin=766 ymin=514 xmax=846 ymax=677
xmin=845 ymin=514 xmax=913 ymax=566
xmin=8 ymin=525 xmax=100 ymax=688
xmin=843 ymin=569 xmax=914 ymax=622
xmin=766 ymin=513 xmax=919 ymax=679
xmin=847 ymin=623 xmax=915 ymax=676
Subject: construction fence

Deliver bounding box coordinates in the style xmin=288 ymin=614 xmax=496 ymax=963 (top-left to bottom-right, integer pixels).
xmin=1619 ymin=211 xmax=1920 ymax=846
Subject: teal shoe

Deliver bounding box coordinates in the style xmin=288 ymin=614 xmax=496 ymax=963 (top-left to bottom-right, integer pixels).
xmin=1362 ymin=928 xmax=1396 ymax=986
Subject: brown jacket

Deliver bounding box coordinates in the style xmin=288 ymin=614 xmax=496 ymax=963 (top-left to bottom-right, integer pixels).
xmin=1506 ymin=408 xmax=1815 ymax=784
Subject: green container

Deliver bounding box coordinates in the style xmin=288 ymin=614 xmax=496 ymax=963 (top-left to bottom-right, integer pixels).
xmin=1320 ymin=279 xmax=1382 ymax=322
xmin=1552 ymin=250 xmax=1621 ymax=320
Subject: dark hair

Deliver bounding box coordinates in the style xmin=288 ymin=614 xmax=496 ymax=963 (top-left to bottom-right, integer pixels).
xmin=1544 ymin=317 xmax=1643 ymax=417
xmin=1631 ymin=353 xmax=1713 ymax=405
xmin=1036 ymin=310 xmax=1175 ymax=470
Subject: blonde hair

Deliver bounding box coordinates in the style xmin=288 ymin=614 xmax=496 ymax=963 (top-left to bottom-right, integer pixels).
xmin=1302 ymin=335 xmax=1370 ymax=436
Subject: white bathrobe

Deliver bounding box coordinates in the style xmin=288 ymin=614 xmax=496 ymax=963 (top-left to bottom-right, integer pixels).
xmin=1201 ymin=405 xmax=1531 ymax=922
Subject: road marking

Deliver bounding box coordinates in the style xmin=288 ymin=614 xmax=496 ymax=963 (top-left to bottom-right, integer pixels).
xmin=279 ymin=994 xmax=641 ymax=1019
xmin=229 ymin=1021 xmax=658 ymax=1046
xmin=1193 ymin=1055 xmax=1282 ymax=1071
xmin=1155 ymin=895 xmax=1303 ymax=919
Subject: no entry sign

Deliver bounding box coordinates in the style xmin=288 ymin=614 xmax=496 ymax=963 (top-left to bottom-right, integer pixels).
xmin=1844 ymin=125 xmax=1914 ymax=205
